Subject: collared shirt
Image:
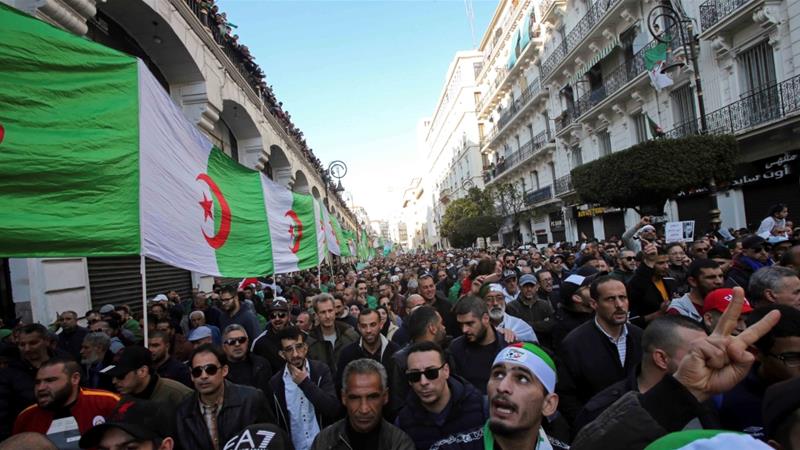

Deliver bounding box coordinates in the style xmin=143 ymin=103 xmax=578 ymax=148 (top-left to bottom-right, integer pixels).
xmin=594 ymin=317 xmax=628 ymax=367
xmin=283 ymin=360 xmax=320 ymax=450
xmin=199 ymin=395 xmax=224 ymax=450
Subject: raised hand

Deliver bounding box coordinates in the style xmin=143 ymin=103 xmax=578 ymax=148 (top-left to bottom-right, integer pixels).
xmin=673 ymin=287 xmax=781 ymax=402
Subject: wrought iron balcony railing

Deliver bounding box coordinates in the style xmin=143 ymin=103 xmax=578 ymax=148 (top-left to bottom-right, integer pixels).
xmin=540 ymin=0 xmax=622 ymax=79
xmin=555 ymin=108 xmax=575 ymax=134
xmin=698 ymin=0 xmax=753 ymax=31
xmin=492 ymin=131 xmax=552 ymax=178
xmin=525 ymin=185 xmax=553 ymax=205
xmin=554 ymin=174 xmax=574 ymax=195
xmin=663 ymin=74 xmax=800 ymax=138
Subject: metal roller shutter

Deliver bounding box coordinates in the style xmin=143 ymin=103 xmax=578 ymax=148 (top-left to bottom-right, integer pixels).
xmin=87 ymin=257 xmax=192 ymax=317
xmin=677 ymin=196 xmax=715 ymax=234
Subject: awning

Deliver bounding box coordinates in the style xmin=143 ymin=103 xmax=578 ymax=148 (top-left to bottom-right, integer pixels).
xmin=519 ymin=12 xmax=531 ymax=49
xmin=567 ymin=36 xmax=620 ymax=87
xmin=507 ymin=31 xmax=520 ymax=70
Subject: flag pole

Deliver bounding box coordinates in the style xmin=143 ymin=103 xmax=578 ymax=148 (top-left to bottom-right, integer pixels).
xmin=140 ymin=255 xmax=149 ymax=347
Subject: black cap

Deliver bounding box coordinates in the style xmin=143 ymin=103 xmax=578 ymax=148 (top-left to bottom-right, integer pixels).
xmin=502 ymin=269 xmax=518 ymax=280
xmin=79 ymin=400 xmax=173 ymax=448
xmin=269 ymin=297 xmax=289 ymax=312
xmin=742 ymin=235 xmax=769 ymax=250
xmin=707 ymin=244 xmax=732 ymax=260
xmin=223 ymin=424 xmax=291 ymax=450
xmin=560 ymin=271 xmax=597 ymax=306
xmin=100 ymin=345 xmax=151 ymax=378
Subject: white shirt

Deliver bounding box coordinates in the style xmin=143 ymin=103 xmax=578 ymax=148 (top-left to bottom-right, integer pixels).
xmin=594 ymin=317 xmax=628 ymax=367
xmin=503 ymin=288 xmax=520 ymax=303
xmin=283 ymin=360 xmax=320 ymax=450
xmin=498 ymin=313 xmax=538 ymax=343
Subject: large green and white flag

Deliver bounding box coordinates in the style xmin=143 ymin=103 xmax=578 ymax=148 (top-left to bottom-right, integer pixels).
xmin=0 ymin=4 xmax=325 ymax=277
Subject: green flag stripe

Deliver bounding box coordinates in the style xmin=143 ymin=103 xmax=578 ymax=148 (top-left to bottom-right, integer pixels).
xmin=207 ymin=148 xmax=273 ymax=276
xmin=290 ymin=192 xmax=320 ymax=269
xmin=0 ymin=3 xmax=140 ymax=256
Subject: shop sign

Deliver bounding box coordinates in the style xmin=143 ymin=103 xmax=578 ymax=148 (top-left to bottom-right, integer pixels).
xmin=677 ymin=151 xmax=798 ymax=197
xmin=549 ymin=211 xmax=565 ymax=232
xmin=575 ymin=204 xmax=622 ymax=218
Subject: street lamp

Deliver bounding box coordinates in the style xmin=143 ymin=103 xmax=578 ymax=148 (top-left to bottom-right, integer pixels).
xmin=326 ymin=160 xmax=347 ymax=193
xmin=648 ymin=4 xmax=708 ymax=133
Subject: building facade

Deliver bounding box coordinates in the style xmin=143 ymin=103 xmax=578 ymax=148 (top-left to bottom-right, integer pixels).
xmin=471 ymin=0 xmax=799 ymax=246
xmin=2 ymin=0 xmax=359 ymax=323
xmin=415 ymin=51 xmax=488 ymax=249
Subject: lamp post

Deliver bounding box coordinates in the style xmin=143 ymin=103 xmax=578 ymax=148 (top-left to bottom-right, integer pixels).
xmin=648 ymin=4 xmax=707 ymax=134
xmin=326 ymin=160 xmax=347 ymax=193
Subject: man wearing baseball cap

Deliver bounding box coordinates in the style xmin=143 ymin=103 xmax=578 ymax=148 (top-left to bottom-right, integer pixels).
xmin=251 ymin=297 xmax=295 ymax=373
xmin=502 ymin=270 xmax=521 ymax=303
xmin=430 ymin=342 xmax=569 ymax=450
xmin=701 ymin=288 xmax=754 ymax=335
xmin=103 ymin=346 xmax=192 ymax=405
xmin=507 ymin=274 xmax=555 ymax=349
xmin=79 ymin=399 xmax=176 ymax=450
xmin=727 ymin=235 xmax=773 ymax=289
xmin=551 ymin=272 xmax=596 ymax=351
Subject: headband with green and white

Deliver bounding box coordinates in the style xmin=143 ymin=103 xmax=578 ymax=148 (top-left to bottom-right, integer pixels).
xmin=492 ymin=342 xmax=557 ymax=393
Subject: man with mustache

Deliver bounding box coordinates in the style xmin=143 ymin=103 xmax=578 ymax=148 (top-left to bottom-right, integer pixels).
xmin=485 ymin=284 xmax=537 ymax=343
xmin=556 ymin=276 xmax=643 ymax=426
xmin=429 ymin=342 xmax=569 ymax=450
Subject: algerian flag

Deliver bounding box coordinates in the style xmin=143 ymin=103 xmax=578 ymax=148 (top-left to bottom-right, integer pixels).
xmin=645 ymin=430 xmax=770 ymax=450
xmin=644 ymin=41 xmax=674 ymax=92
xmin=644 ymin=114 xmax=665 ymax=140
xmin=323 ymin=207 xmax=348 ymax=257
xmin=0 ymin=4 xmax=324 ymax=277
xmin=342 ymin=230 xmax=356 ymax=257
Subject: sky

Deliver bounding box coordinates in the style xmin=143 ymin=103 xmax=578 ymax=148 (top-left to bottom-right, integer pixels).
xmin=217 ymin=0 xmax=497 ymax=222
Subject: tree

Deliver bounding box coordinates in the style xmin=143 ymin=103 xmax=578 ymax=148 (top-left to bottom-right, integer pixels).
xmin=439 ymin=188 xmax=502 ymax=248
xmin=486 ymin=182 xmax=530 ymax=244
xmin=571 ymin=134 xmax=739 ymax=213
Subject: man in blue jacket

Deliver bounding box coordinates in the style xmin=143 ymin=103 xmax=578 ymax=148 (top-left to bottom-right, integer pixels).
xmin=395 ymin=341 xmax=486 ymax=450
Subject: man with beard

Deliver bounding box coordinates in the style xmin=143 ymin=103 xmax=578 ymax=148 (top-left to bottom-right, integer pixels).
xmin=667 ymin=259 xmax=725 ymax=322
xmin=506 ymin=275 xmax=554 ymax=348
xmin=336 ymin=309 xmax=399 ymax=389
xmin=609 ymin=249 xmax=637 ymax=285
xmin=13 ymin=357 xmax=120 ymax=444
xmin=535 ymin=270 xmax=560 ymax=309
xmin=484 ymin=284 xmax=537 ymax=343
xmin=449 ymin=296 xmax=509 ymax=395
xmin=429 ymin=342 xmax=569 ymax=450
xmin=628 ymin=243 xmax=679 ymax=328
xmin=269 ymin=326 xmax=340 ymax=450
xmin=557 ymin=276 xmax=643 ymax=425
xmin=218 ymin=284 xmax=262 ymax=345
xmin=334 ymin=295 xmax=359 ymax=330
xmin=252 ymin=298 xmax=295 ymax=373
xmin=106 ymin=346 xmax=192 ymax=405
xmin=80 ymin=332 xmax=114 ymax=390
xmin=148 ymin=331 xmax=191 ymax=387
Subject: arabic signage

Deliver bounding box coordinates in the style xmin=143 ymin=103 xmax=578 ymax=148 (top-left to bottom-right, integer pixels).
xmin=676 ymin=151 xmax=798 ymax=197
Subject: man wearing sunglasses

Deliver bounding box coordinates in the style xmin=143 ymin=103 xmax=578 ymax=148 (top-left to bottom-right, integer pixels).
xmin=252 ymin=298 xmax=294 ymax=373
xmin=175 ymin=343 xmax=274 ymax=449
xmin=104 ymin=345 xmax=192 ymax=406
xmin=270 ymin=326 xmax=340 ymax=450
xmin=395 ymin=341 xmax=486 ymax=450
xmin=218 ymin=284 xmax=262 ymax=350
xmin=609 ymin=249 xmax=638 ymax=285
xmin=430 ymin=342 xmax=568 ymax=450
xmin=727 ymin=235 xmax=774 ymax=291
xmin=222 ymin=324 xmax=273 ymax=398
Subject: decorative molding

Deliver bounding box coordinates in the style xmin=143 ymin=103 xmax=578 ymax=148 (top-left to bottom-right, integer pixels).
xmin=611 ymin=104 xmax=626 ymax=117
xmin=620 ymin=8 xmax=635 ymax=24
xmin=602 ymin=28 xmax=615 ymax=42
xmin=753 ymin=4 xmax=781 ymax=30
xmin=709 ymin=35 xmax=732 ymax=61
xmin=631 ymin=91 xmax=644 ymax=106
xmin=588 ymin=42 xmax=600 ymax=53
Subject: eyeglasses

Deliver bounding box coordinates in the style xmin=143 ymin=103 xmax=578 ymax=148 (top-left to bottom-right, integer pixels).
xmin=220 ymin=296 xmax=235 ymax=302
xmin=768 ymin=352 xmax=800 ymax=368
xmin=191 ymin=364 xmax=221 ymax=378
xmin=270 ymin=312 xmax=287 ymax=320
xmin=281 ymin=343 xmax=306 ymax=354
xmin=224 ymin=336 xmax=247 ymax=346
xmin=87 ymin=319 xmax=99 ymax=325
xmin=622 ymin=256 xmax=636 ymax=261
xmin=406 ymin=363 xmax=446 ymax=383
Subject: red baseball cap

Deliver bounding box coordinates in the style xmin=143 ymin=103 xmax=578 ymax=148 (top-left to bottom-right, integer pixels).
xmin=702 ymin=288 xmax=754 ymax=315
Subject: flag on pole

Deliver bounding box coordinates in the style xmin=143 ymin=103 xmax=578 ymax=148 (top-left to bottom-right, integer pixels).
xmin=0 ymin=4 xmax=325 ymax=277
xmin=644 ymin=113 xmax=665 ymax=140
xmin=644 ymin=40 xmax=674 ymax=92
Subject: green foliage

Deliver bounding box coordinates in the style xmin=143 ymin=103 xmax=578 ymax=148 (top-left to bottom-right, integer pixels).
xmin=571 ymin=134 xmax=739 ymax=210
xmin=440 ymin=188 xmax=502 ymax=248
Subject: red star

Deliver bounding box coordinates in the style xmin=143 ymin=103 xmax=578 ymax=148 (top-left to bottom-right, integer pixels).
xmin=199 ymin=193 xmax=213 ymax=221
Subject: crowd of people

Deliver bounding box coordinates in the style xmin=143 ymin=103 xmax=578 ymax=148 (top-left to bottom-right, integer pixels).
xmin=0 ymin=205 xmax=799 ymax=449
xmin=190 ymin=0 xmax=352 ymax=216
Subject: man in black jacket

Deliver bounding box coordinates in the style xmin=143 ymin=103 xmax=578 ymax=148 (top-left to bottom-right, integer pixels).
xmin=175 ymin=344 xmax=274 ymax=449
xmin=271 ymin=326 xmax=342 ymax=450
xmin=148 ymin=331 xmax=191 ymax=387
xmin=55 ymin=311 xmax=88 ymax=362
xmin=395 ymin=341 xmax=486 ymax=450
xmin=557 ymin=276 xmax=643 ymax=427
xmin=628 ymin=243 xmax=679 ymax=328
xmin=251 ymin=298 xmax=294 ymax=373
xmin=222 ymin=324 xmax=273 ymax=398
xmin=419 ymin=274 xmax=459 ymax=337
xmin=336 ymin=309 xmax=399 ymax=389
xmin=449 ymin=296 xmax=508 ymax=394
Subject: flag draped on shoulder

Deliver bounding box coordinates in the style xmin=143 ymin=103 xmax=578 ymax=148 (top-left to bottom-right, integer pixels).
xmin=0 ymin=4 xmax=335 ymax=277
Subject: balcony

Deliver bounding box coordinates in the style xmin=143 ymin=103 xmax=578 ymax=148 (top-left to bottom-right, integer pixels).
xmin=554 ymin=174 xmax=574 ymax=196
xmin=699 ymin=0 xmax=760 ymax=32
xmin=525 ymin=185 xmax=553 ymax=205
xmin=488 ymin=131 xmax=554 ymax=184
xmin=664 ymin=74 xmax=800 ymax=138
xmin=555 ymin=108 xmax=576 ymax=136
xmin=571 ymin=32 xmax=687 ymax=120
xmin=492 ymin=77 xmax=545 ymax=133
xmin=477 ymin=0 xmax=534 ymax=83
xmin=539 ymin=0 xmax=567 ymax=25
xmin=539 ymin=0 xmax=633 ymax=82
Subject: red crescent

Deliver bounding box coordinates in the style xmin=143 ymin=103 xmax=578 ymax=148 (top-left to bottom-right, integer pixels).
xmin=285 ymin=210 xmax=303 ymax=254
xmin=0 ymin=123 xmax=5 ymax=144
xmin=196 ymin=173 xmax=231 ymax=249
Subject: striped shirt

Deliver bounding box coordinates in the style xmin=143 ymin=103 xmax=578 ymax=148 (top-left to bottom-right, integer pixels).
xmin=594 ymin=317 xmax=628 ymax=367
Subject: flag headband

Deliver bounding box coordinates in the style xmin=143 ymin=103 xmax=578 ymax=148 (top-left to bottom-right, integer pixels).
xmin=492 ymin=342 xmax=557 ymax=394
